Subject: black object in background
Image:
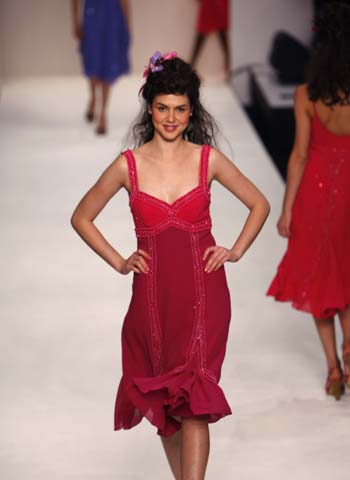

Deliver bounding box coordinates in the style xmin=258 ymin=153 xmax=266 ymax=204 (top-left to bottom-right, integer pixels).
xmin=245 ymin=32 xmax=311 ymax=179
xmin=269 ymin=31 xmax=311 ymax=84
xmin=247 ymin=71 xmax=295 ymax=180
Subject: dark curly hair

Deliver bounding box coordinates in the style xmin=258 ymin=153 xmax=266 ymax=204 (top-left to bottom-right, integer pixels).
xmin=308 ymin=2 xmax=350 ymax=105
xmin=130 ymin=56 xmax=219 ymax=147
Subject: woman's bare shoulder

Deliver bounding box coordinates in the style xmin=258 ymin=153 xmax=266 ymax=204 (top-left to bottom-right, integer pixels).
xmin=98 ymin=151 xmax=129 ymax=185
xmin=295 ymin=83 xmax=313 ymax=116
xmin=295 ymin=83 xmax=308 ymax=97
xmin=207 ymin=146 xmax=231 ymax=164
xmin=113 ymin=151 xmax=129 ymax=171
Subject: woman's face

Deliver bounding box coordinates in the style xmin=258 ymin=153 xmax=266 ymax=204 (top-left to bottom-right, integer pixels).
xmin=149 ymin=93 xmax=192 ymax=141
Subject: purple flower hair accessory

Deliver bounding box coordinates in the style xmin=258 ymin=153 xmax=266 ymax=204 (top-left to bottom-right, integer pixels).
xmin=142 ymin=50 xmax=177 ymax=78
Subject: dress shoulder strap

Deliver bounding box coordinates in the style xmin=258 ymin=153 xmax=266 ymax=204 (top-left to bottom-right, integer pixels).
xmin=199 ymin=144 xmax=210 ymax=188
xmin=123 ymin=149 xmax=139 ymax=196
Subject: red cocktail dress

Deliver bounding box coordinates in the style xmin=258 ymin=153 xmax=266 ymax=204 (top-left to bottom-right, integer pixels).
xmin=114 ymin=145 xmax=232 ymax=437
xmin=267 ymin=104 xmax=350 ymax=319
xmin=197 ymin=0 xmax=229 ymax=34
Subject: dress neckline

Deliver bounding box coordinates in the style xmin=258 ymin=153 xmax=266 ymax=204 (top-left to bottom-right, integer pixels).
xmin=137 ymin=185 xmax=205 ymax=208
xmin=125 ymin=145 xmax=210 ymax=208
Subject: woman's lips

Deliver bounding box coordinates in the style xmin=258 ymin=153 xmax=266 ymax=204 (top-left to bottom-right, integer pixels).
xmin=163 ymin=125 xmax=178 ymax=132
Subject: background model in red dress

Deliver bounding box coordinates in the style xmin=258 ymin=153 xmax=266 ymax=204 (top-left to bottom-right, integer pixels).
xmin=267 ymin=103 xmax=350 ymax=319
xmin=197 ymin=0 xmax=229 ymax=34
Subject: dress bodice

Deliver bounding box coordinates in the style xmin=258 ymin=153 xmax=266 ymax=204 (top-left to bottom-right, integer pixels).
xmin=124 ymin=145 xmax=212 ymax=237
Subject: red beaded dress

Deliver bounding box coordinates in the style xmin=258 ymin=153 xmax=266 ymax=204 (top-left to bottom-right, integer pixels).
xmin=267 ymin=104 xmax=350 ymax=319
xmin=114 ymin=145 xmax=232 ymax=437
xmin=197 ymin=0 xmax=229 ymax=34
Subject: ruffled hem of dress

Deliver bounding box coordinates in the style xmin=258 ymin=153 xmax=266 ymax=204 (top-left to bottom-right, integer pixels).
xmin=267 ymin=287 xmax=349 ymax=319
xmin=114 ymin=365 xmax=232 ymax=437
xmin=267 ymin=240 xmax=349 ymax=319
xmin=82 ymin=64 xmax=130 ymax=84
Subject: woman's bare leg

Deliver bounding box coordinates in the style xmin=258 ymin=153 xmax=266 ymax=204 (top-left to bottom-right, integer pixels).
xmin=161 ymin=429 xmax=182 ymax=480
xmin=217 ymin=29 xmax=230 ymax=78
xmin=96 ymin=81 xmax=111 ymax=134
xmin=313 ymin=316 xmax=339 ymax=370
xmin=86 ymin=76 xmax=98 ymax=121
xmin=190 ymin=33 xmax=206 ymax=67
xmin=339 ymin=306 xmax=350 ymax=386
xmin=338 ymin=306 xmax=350 ymax=350
xmin=181 ymin=417 xmax=210 ymax=480
xmin=313 ymin=316 xmax=344 ymax=399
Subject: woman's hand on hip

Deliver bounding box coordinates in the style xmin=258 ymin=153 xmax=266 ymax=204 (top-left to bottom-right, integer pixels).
xmin=120 ymin=249 xmax=151 ymax=275
xmin=203 ymin=246 xmax=240 ymax=273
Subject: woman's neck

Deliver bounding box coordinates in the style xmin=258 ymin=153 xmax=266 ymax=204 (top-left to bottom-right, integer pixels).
xmin=147 ymin=134 xmax=189 ymax=160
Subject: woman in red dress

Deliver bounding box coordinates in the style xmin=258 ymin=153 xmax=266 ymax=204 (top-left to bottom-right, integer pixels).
xmin=267 ymin=3 xmax=350 ymax=400
xmin=71 ymin=51 xmax=269 ymax=478
xmin=190 ymin=0 xmax=230 ymax=77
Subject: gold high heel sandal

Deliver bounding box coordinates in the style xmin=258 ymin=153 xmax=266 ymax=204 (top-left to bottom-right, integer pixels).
xmin=326 ymin=366 xmax=345 ymax=400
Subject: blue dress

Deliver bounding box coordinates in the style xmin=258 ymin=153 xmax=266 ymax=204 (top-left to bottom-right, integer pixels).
xmin=80 ymin=0 xmax=130 ymax=84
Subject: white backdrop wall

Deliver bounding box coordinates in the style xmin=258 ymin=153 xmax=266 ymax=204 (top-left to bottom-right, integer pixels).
xmin=232 ymin=0 xmax=313 ymax=104
xmin=0 ymin=0 xmax=227 ymax=78
xmin=0 ymin=0 xmax=314 ymax=102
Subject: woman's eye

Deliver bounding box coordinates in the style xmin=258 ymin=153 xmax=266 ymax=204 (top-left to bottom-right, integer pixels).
xmin=158 ymin=106 xmax=166 ymax=112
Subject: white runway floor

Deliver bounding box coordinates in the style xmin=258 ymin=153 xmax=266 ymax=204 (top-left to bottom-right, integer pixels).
xmin=1 ymin=75 xmax=349 ymax=479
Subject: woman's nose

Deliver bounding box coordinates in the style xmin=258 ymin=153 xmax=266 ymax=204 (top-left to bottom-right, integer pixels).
xmin=167 ymin=110 xmax=175 ymax=122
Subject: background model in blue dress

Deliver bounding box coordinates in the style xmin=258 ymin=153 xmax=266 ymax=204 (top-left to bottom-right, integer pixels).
xmin=80 ymin=0 xmax=130 ymax=84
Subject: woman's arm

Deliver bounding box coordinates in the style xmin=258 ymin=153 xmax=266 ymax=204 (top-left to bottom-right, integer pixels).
xmin=71 ymin=0 xmax=83 ymax=41
xmin=277 ymin=84 xmax=312 ymax=237
xmin=71 ymin=154 xmax=150 ymax=275
xmin=203 ymin=148 xmax=270 ymax=272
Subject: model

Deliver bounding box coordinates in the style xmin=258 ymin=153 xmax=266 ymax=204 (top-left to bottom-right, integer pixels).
xmin=268 ymin=2 xmax=350 ymax=401
xmin=72 ymin=51 xmax=270 ymax=479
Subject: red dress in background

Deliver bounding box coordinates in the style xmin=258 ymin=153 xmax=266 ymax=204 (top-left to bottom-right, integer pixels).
xmin=114 ymin=145 xmax=232 ymax=437
xmin=197 ymin=0 xmax=229 ymax=34
xmin=267 ymin=104 xmax=350 ymax=319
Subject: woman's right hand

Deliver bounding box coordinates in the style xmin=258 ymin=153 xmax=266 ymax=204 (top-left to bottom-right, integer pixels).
xmin=119 ymin=249 xmax=151 ymax=275
xmin=277 ymin=210 xmax=292 ymax=238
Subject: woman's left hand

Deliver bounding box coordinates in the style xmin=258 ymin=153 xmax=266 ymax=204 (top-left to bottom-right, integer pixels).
xmin=203 ymin=246 xmax=240 ymax=273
